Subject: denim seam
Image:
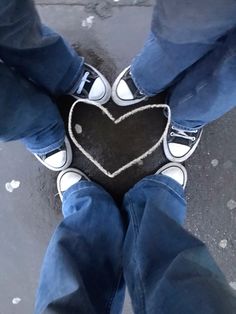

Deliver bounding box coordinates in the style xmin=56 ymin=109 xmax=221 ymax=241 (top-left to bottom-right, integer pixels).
xmin=163 ymin=107 xmax=202 ymax=131
xmin=104 ymin=200 xmax=123 ymax=314
xmin=169 ymin=77 xmax=212 ymax=131
xmin=212 ymin=50 xmax=236 ymax=77
xmin=196 ymin=80 xmax=208 ymax=92
xmin=177 ymin=93 xmax=194 ymax=105
xmin=220 ymin=48 xmax=236 ymax=62
xmin=171 ymin=120 xmax=203 ymax=132
xmin=176 ymin=78 xmax=210 ymax=106
xmin=106 ymin=267 xmax=124 ymax=314
xmin=127 ymin=195 xmax=147 ymax=314
xmin=137 ymin=179 xmax=185 ymax=202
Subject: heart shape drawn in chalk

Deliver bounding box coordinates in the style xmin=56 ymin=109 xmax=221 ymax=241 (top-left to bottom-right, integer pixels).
xmin=68 ymin=99 xmax=171 ymax=178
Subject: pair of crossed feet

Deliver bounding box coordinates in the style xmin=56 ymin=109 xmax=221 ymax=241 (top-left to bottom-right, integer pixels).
xmin=35 ymin=64 xmax=202 ymax=171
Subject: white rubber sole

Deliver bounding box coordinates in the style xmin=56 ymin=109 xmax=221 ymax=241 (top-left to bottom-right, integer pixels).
xmin=34 ymin=136 xmax=72 ymax=171
xmin=163 ymin=129 xmax=203 ymax=163
xmin=156 ymin=162 xmax=188 ymax=189
xmin=72 ymin=63 xmax=111 ymax=105
xmin=57 ymin=168 xmax=90 ymax=200
xmin=112 ymin=66 xmax=147 ymax=106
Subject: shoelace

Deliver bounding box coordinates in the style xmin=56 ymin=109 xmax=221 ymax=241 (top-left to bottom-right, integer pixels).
xmin=76 ymin=71 xmax=91 ymax=94
xmin=170 ymin=126 xmax=198 ymax=142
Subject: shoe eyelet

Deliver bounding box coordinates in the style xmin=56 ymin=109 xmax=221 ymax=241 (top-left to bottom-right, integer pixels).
xmin=170 ymin=132 xmax=174 ymax=136
xmin=191 ymin=137 xmax=196 ymax=141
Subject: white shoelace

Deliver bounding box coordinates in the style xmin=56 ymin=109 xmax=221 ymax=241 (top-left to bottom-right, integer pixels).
xmin=170 ymin=126 xmax=198 ymax=142
xmin=76 ymin=71 xmax=91 ymax=94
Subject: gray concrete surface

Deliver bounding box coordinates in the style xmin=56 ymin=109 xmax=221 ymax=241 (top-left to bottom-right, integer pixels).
xmin=0 ymin=2 xmax=236 ymax=314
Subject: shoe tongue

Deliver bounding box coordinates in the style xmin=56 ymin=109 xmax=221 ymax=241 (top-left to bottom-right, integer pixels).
xmin=172 ymin=137 xmax=190 ymax=146
xmin=174 ymin=127 xmax=197 ymax=135
xmin=170 ymin=129 xmax=196 ymax=146
xmin=124 ymin=73 xmax=145 ymax=99
xmin=42 ymin=144 xmax=65 ymax=160
xmin=125 ymin=74 xmax=141 ymax=96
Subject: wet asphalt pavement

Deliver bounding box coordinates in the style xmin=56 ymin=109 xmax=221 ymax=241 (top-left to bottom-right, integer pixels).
xmin=0 ymin=1 xmax=236 ymax=313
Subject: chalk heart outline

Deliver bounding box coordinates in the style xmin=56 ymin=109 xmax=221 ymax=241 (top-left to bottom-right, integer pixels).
xmin=68 ymin=99 xmax=171 ymax=178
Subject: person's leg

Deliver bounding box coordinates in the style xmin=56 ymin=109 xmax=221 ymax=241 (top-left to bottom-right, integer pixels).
xmin=112 ymin=32 xmax=214 ymax=106
xmin=123 ymin=163 xmax=236 ymax=314
xmin=131 ymin=32 xmax=215 ymax=97
xmin=0 ymin=62 xmax=72 ymax=171
xmin=169 ymin=28 xmax=236 ymax=129
xmin=112 ymin=0 xmax=236 ymax=106
xmin=164 ymin=27 xmax=236 ymax=163
xmin=35 ymin=169 xmax=125 ymax=314
xmin=0 ymin=0 xmax=111 ymax=104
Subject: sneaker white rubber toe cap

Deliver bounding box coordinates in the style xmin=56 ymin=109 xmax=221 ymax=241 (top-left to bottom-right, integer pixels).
xmin=34 ymin=136 xmax=72 ymax=171
xmin=117 ymin=80 xmax=134 ymax=100
xmin=59 ymin=171 xmax=83 ymax=193
xmin=156 ymin=162 xmax=187 ymax=189
xmin=44 ymin=151 xmax=67 ymax=169
xmin=89 ymin=77 xmax=106 ymax=100
xmin=168 ymin=143 xmax=190 ymax=158
xmin=112 ymin=66 xmax=147 ymax=106
xmin=85 ymin=63 xmax=111 ymax=105
xmin=57 ymin=168 xmax=90 ymax=200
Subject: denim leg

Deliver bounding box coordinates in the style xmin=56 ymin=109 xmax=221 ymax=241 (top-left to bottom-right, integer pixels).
xmin=131 ymin=0 xmax=236 ymax=96
xmin=123 ymin=174 xmax=236 ymax=314
xmin=35 ymin=181 xmax=125 ymax=314
xmin=131 ymin=32 xmax=215 ymax=96
xmin=169 ymin=28 xmax=236 ymax=130
xmin=0 ymin=0 xmax=84 ymax=95
xmin=152 ymin=0 xmax=236 ymax=45
xmin=0 ymin=62 xmax=65 ymax=154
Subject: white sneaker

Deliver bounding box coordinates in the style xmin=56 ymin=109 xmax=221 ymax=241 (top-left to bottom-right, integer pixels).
xmin=164 ymin=125 xmax=203 ymax=162
xmin=71 ymin=63 xmax=111 ymax=105
xmin=57 ymin=168 xmax=90 ymax=200
xmin=112 ymin=66 xmax=148 ymax=106
xmin=156 ymin=162 xmax=187 ymax=189
xmin=34 ymin=136 xmax=72 ymax=171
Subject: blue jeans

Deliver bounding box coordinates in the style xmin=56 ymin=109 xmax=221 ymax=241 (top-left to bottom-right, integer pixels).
xmin=132 ymin=0 xmax=236 ymax=131
xmin=35 ymin=175 xmax=236 ymax=314
xmin=0 ymin=0 xmax=84 ymax=154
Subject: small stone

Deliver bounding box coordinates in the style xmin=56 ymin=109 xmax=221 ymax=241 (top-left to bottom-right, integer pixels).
xmin=227 ymin=199 xmax=236 ymax=210
xmin=211 ymin=159 xmax=219 ymax=167
xmin=219 ymin=239 xmax=228 ymax=249
xmin=75 ymin=124 xmax=83 ymax=134
xmin=229 ymin=282 xmax=236 ymax=290
xmin=12 ymin=297 xmax=21 ymax=305
xmin=5 ymin=180 xmax=20 ymax=193
xmin=81 ymin=16 xmax=95 ymax=29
